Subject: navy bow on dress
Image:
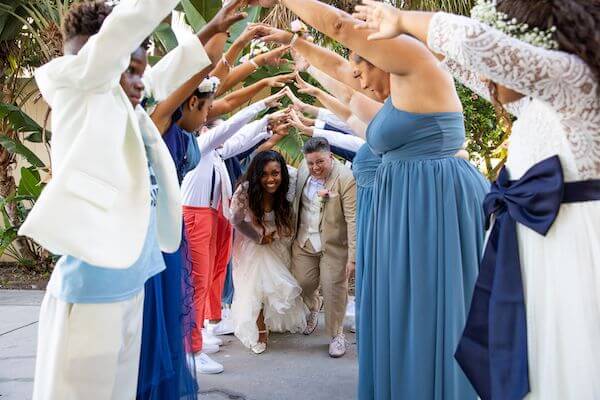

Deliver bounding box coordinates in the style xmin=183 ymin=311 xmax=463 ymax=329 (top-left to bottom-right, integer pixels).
xmin=455 ymin=156 xmax=566 ymax=400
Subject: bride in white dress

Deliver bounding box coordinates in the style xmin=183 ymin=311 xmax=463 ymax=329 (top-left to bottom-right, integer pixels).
xmin=229 ymin=150 xmax=307 ymax=354
xmin=353 ymin=1 xmax=600 ymax=399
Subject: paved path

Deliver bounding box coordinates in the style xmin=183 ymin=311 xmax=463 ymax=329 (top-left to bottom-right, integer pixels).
xmin=0 ymin=290 xmax=358 ymax=400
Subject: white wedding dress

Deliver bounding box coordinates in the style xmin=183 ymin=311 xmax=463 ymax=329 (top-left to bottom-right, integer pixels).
xmin=429 ymin=13 xmax=600 ymax=399
xmin=229 ymin=173 xmax=307 ymax=349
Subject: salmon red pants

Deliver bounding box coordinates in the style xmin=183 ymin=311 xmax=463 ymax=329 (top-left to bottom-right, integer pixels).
xmin=183 ymin=206 xmax=232 ymax=353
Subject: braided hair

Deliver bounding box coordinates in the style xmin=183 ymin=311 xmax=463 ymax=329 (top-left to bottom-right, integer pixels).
xmin=497 ymin=0 xmax=600 ymax=86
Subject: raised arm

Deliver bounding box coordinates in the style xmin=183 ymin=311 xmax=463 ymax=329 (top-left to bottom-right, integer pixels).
xmin=150 ymin=34 xmax=227 ymax=134
xmin=218 ymin=118 xmax=271 ymax=159
xmin=216 ymin=45 xmax=291 ymax=96
xmin=198 ymin=100 xmax=267 ymax=153
xmin=36 ymin=0 xmax=182 ymax=98
xmin=210 ymin=24 xmax=259 ymax=82
xmin=36 ymin=0 xmax=246 ymax=100
xmin=209 ymin=73 xmax=294 ymax=118
xmin=353 ymin=3 xmax=597 ymax=116
xmin=277 ymin=0 xmax=434 ymax=76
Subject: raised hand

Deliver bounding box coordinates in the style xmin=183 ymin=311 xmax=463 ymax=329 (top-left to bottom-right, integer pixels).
xmin=267 ymin=107 xmax=291 ymax=124
xmin=255 ymin=45 xmax=292 ymax=67
xmin=291 ymin=48 xmax=310 ymax=72
xmin=237 ymin=23 xmax=266 ymax=44
xmin=288 ymin=109 xmax=313 ymax=135
xmin=264 ymin=72 xmax=296 ymax=88
xmin=353 ymin=0 xmax=404 ymax=40
xmin=263 ymin=88 xmax=288 ymax=108
xmin=250 ymin=23 xmax=294 ymax=45
xmin=209 ymin=0 xmax=248 ymax=33
xmin=294 ymin=72 xmax=320 ymax=97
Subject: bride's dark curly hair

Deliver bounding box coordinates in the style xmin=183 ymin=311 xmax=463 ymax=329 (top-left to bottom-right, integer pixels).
xmin=239 ymin=150 xmax=294 ymax=238
xmin=497 ymin=0 xmax=600 ymax=86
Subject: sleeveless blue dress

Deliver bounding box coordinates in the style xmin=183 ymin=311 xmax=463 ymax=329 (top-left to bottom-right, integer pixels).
xmin=137 ymin=115 xmax=199 ymax=400
xmin=359 ymin=98 xmax=489 ymax=400
xmin=353 ymin=144 xmax=381 ymax=398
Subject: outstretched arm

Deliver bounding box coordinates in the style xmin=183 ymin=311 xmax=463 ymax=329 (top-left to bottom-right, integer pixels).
xmin=278 ymin=0 xmax=433 ymax=76
xmin=209 ymin=73 xmax=294 ymax=118
xmin=150 ymin=34 xmax=227 ymax=134
xmin=216 ymin=45 xmax=291 ymax=96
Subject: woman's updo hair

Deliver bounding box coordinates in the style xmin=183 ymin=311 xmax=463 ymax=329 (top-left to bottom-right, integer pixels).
xmin=497 ymin=0 xmax=600 ymax=85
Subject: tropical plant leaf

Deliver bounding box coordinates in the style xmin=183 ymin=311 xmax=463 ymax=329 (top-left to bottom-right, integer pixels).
xmin=0 ymin=102 xmax=45 ymax=137
xmin=0 ymin=134 xmax=46 ymax=168
xmin=153 ymin=22 xmax=179 ymax=53
xmin=17 ymin=167 xmax=43 ymax=199
xmin=181 ymin=0 xmax=208 ymax=32
xmin=188 ymin=0 xmax=222 ymax=24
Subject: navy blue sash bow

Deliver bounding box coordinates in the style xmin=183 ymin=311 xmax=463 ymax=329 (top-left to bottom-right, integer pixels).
xmin=455 ymin=155 xmax=600 ymax=400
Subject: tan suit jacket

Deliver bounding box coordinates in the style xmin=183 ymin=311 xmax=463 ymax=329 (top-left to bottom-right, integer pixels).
xmin=293 ymin=159 xmax=357 ymax=263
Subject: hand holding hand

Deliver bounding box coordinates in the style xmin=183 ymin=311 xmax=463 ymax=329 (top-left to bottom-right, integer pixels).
xmin=251 ymin=23 xmax=294 ymax=45
xmin=283 ymin=86 xmax=309 ymax=114
xmin=255 ymin=44 xmax=291 ymax=67
xmin=353 ymin=0 xmax=405 ymax=40
xmin=264 ymin=72 xmax=295 ymax=88
xmin=260 ymin=231 xmax=278 ymax=245
xmin=294 ymin=72 xmax=320 ymax=97
xmin=263 ymin=88 xmax=287 ymax=108
xmin=288 ymin=109 xmax=313 ymax=135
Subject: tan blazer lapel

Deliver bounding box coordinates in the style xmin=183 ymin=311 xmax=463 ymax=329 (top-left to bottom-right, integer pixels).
xmin=319 ymin=161 xmax=341 ymax=227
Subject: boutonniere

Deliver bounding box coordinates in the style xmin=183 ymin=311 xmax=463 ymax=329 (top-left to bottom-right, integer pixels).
xmin=317 ymin=189 xmax=338 ymax=207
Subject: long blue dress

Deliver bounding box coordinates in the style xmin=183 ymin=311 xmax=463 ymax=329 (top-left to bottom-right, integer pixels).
xmin=137 ymin=114 xmax=199 ymax=400
xmin=353 ymin=144 xmax=381 ymax=398
xmin=359 ymin=98 xmax=489 ymax=400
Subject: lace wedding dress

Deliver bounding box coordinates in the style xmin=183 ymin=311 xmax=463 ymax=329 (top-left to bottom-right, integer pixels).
xmin=229 ymin=171 xmax=307 ymax=350
xmin=430 ymin=13 xmax=600 ymax=399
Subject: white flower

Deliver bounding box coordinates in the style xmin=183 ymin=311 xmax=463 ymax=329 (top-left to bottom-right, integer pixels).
xmin=290 ymin=19 xmax=304 ymax=33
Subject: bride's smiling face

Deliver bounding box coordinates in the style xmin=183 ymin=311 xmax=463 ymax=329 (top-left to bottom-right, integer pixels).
xmin=261 ymin=161 xmax=283 ymax=194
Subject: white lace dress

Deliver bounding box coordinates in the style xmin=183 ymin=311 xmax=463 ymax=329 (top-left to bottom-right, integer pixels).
xmin=228 ymin=173 xmax=307 ymax=349
xmin=430 ymin=13 xmax=600 ymax=400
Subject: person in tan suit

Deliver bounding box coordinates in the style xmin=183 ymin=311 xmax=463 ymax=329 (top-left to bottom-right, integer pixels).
xmin=292 ymin=137 xmax=357 ymax=358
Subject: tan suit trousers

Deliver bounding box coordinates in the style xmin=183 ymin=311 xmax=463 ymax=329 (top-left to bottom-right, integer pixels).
xmin=292 ymin=240 xmax=348 ymax=337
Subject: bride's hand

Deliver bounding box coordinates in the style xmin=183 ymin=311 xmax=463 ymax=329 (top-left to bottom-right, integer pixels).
xmin=260 ymin=231 xmax=277 ymax=245
xmin=353 ymin=0 xmax=405 ymax=40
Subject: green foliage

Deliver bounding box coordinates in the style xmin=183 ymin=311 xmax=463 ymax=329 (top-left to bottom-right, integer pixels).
xmin=457 ymin=84 xmax=508 ymax=179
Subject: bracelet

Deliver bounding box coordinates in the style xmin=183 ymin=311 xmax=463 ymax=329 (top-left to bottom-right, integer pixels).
xmin=289 ymin=33 xmax=299 ymax=47
xmin=249 ymin=59 xmax=259 ymax=70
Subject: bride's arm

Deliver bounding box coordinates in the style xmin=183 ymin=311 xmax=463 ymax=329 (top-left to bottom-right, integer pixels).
xmin=426 ymin=13 xmax=596 ymax=118
xmin=229 ymin=183 xmax=264 ymax=243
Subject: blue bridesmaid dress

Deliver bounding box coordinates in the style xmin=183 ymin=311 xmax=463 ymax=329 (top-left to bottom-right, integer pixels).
xmin=137 ymin=112 xmax=199 ymax=400
xmin=359 ymin=98 xmax=489 ymax=400
xmin=353 ymin=144 xmax=381 ymax=398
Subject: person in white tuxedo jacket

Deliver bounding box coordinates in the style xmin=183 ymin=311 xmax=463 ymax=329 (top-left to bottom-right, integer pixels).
xmin=19 ymin=0 xmax=249 ymax=398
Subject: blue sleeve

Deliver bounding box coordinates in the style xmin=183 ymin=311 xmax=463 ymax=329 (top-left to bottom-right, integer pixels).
xmin=330 ymin=145 xmax=356 ymax=162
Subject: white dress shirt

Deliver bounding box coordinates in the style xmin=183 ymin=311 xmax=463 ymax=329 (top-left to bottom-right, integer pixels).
xmin=313 ymin=128 xmax=365 ymax=153
xmin=297 ymin=177 xmax=326 ymax=252
xmin=315 ymin=108 xmax=353 ymax=133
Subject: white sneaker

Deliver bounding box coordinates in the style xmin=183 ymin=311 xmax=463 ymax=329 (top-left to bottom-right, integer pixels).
xmin=201 ymin=342 xmax=220 ymax=355
xmin=202 ymin=329 xmax=223 ymax=346
xmin=209 ymin=319 xmax=235 ymax=336
xmin=195 ymin=353 xmax=224 ymax=374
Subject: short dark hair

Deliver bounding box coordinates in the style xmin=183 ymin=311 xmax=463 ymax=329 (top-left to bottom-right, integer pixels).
xmin=302 ymin=137 xmax=331 ymax=154
xmin=63 ymin=1 xmax=113 ymax=42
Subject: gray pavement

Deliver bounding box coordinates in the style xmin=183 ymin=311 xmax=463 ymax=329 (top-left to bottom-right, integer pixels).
xmin=0 ymin=290 xmax=358 ymax=400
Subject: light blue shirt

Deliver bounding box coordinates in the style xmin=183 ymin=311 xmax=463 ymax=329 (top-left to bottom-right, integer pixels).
xmin=47 ymin=165 xmax=166 ymax=304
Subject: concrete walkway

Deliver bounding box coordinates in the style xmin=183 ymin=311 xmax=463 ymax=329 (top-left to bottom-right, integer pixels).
xmin=0 ymin=290 xmax=358 ymax=400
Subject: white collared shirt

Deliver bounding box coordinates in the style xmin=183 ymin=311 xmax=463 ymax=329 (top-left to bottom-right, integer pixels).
xmin=298 ymin=176 xmax=326 ymax=252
